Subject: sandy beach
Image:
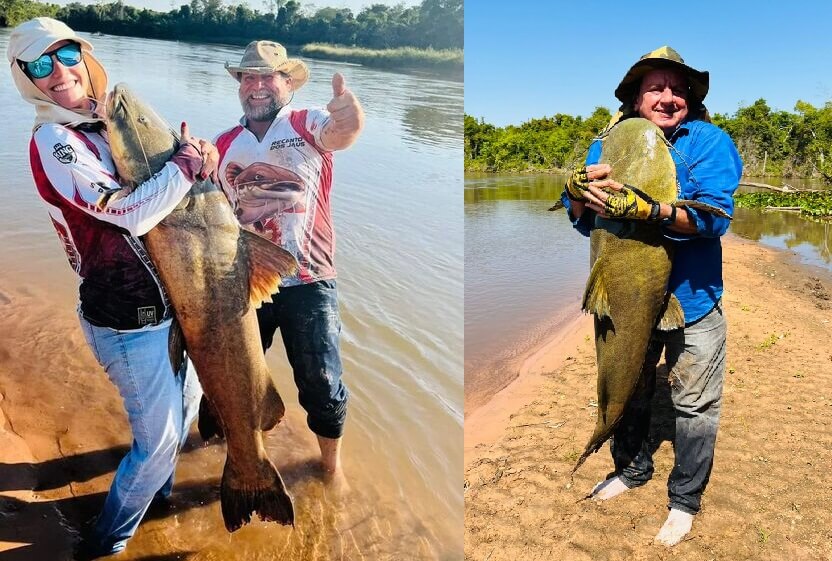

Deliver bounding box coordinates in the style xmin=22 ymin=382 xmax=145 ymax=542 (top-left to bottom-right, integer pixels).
xmin=465 ymin=234 xmax=832 ymax=561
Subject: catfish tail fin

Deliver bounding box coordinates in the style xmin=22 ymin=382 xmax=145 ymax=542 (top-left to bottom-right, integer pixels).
xmin=221 ymin=458 xmax=294 ymax=532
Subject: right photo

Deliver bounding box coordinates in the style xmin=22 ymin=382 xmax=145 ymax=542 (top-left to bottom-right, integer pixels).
xmin=465 ymin=2 xmax=832 ymax=560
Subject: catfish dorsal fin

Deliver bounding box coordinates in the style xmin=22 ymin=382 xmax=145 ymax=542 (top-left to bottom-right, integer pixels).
xmin=241 ymin=230 xmax=298 ymax=308
xmin=656 ymin=293 xmax=685 ymax=331
xmin=582 ymin=259 xmax=611 ymax=320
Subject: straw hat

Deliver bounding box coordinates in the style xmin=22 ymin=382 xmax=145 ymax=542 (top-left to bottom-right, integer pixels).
xmin=614 ymin=46 xmax=709 ymax=104
xmin=225 ymin=40 xmax=308 ymax=89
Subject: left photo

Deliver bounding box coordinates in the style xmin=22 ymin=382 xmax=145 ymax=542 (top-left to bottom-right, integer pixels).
xmin=0 ymin=1 xmax=463 ymax=559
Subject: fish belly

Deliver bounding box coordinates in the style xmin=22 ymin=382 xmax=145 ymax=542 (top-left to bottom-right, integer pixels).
xmin=585 ymin=226 xmax=671 ymax=461
xmin=573 ymin=117 xmax=677 ymax=471
xmin=142 ymin=184 xmax=293 ymax=529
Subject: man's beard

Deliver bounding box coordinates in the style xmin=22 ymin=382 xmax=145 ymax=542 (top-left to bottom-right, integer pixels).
xmin=241 ymin=95 xmax=286 ymax=122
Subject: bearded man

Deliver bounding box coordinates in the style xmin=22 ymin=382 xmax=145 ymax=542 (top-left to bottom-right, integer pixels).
xmin=215 ymin=41 xmax=364 ymax=478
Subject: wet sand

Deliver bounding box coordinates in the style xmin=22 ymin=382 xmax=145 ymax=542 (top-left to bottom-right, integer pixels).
xmin=465 ymin=235 xmax=832 ymax=561
xmin=0 ymin=272 xmax=447 ymax=560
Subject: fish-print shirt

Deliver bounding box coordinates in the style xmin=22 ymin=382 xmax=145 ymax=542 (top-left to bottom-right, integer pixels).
xmin=563 ymin=118 xmax=743 ymax=324
xmin=29 ymin=122 xmax=201 ymax=330
xmin=214 ymin=105 xmax=334 ymax=287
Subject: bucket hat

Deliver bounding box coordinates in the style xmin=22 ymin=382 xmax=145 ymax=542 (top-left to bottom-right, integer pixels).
xmin=225 ymin=40 xmax=308 ymax=89
xmin=614 ymin=46 xmax=709 ymax=104
xmin=6 ymin=17 xmax=107 ymax=127
xmin=7 ymin=17 xmax=107 ymax=103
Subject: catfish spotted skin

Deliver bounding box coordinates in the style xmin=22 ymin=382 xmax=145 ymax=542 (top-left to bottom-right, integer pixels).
xmin=575 ymin=118 xmax=679 ymax=471
xmin=106 ymin=83 xmax=297 ymax=530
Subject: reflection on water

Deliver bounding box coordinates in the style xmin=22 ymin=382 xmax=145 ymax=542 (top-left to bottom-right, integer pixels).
xmin=732 ymin=179 xmax=832 ymax=270
xmin=464 ymin=173 xmax=587 ymax=413
xmin=401 ymin=90 xmax=464 ymax=147
xmin=464 ymin=172 xmax=566 ymax=203
xmin=0 ymin=29 xmax=461 ymax=559
xmin=732 ymin=207 xmax=831 ymax=268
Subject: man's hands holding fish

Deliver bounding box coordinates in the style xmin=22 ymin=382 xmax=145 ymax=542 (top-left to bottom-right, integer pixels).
xmin=576 ymin=164 xmax=658 ymax=220
xmin=181 ymin=121 xmax=219 ymax=181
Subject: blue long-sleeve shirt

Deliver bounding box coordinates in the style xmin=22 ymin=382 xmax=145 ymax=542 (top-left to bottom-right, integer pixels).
xmin=562 ymin=118 xmax=743 ymax=323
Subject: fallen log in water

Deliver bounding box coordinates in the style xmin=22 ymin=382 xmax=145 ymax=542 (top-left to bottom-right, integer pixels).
xmin=763 ymin=206 xmax=802 ymax=212
xmin=739 ymin=181 xmax=796 ymax=192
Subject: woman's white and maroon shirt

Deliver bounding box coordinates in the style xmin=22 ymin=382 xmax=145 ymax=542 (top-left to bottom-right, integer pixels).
xmin=29 ymin=122 xmax=201 ymax=330
xmin=215 ymin=105 xmax=334 ymax=287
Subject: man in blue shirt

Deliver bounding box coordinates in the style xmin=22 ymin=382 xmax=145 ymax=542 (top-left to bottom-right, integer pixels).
xmin=562 ymin=46 xmax=742 ymax=546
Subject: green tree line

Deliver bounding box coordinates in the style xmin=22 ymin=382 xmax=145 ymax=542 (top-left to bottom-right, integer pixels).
xmin=1 ymin=0 xmax=462 ymax=50
xmin=465 ymin=108 xmax=613 ymax=173
xmin=466 ymin=99 xmax=832 ymax=179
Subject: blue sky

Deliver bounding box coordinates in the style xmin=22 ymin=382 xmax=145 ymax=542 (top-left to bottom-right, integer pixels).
xmin=50 ymin=0 xmax=419 ymax=16
xmin=466 ymin=0 xmax=832 ymax=126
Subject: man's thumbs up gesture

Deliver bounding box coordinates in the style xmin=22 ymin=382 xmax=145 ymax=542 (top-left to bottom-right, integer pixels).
xmin=322 ymin=72 xmax=364 ymax=151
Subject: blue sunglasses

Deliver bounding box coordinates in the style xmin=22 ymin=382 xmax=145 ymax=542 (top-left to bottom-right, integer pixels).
xmin=21 ymin=43 xmax=83 ymax=79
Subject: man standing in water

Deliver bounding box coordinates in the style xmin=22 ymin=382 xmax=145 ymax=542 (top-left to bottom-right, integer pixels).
xmin=562 ymin=47 xmax=742 ymax=546
xmin=215 ymin=41 xmax=364 ymax=478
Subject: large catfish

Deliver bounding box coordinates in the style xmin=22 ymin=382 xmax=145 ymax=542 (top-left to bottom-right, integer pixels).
xmin=105 ymin=83 xmax=297 ymax=530
xmin=573 ymin=117 xmax=729 ymax=472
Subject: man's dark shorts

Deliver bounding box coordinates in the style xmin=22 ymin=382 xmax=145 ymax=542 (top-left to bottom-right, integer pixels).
xmin=257 ymin=279 xmax=348 ymax=439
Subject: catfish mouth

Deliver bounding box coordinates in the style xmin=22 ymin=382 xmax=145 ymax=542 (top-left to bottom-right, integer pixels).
xmin=104 ymin=84 xmax=130 ymax=121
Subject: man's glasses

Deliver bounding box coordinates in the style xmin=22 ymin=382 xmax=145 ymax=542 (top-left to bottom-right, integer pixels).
xmin=20 ymin=43 xmax=83 ymax=80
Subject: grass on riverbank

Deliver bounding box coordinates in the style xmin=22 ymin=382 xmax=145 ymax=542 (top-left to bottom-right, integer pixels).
xmin=300 ymin=43 xmax=462 ymax=79
xmin=735 ymin=191 xmax=832 ymax=219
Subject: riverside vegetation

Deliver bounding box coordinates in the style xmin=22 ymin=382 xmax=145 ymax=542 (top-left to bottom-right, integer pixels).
xmin=465 ymin=99 xmax=832 ymax=179
xmin=466 ymin=100 xmax=832 ymax=218
xmin=1 ymin=0 xmax=462 ymax=75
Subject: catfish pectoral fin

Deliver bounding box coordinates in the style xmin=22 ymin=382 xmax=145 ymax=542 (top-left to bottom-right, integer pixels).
xmin=241 ymin=230 xmax=299 ymax=307
xmin=548 ymin=201 xmax=565 ymax=211
xmin=674 ymin=199 xmax=732 ymax=220
xmin=220 ymin=459 xmax=295 ymax=531
xmin=198 ymin=395 xmax=224 ymax=441
xmin=261 ymin=378 xmax=286 ymax=432
xmin=582 ymin=260 xmax=611 ymax=319
xmin=656 ymin=293 xmax=685 ymax=331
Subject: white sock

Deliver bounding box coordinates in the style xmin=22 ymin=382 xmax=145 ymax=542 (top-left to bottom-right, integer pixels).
xmin=589 ymin=476 xmax=631 ymax=500
xmin=654 ymin=508 xmax=694 ymax=546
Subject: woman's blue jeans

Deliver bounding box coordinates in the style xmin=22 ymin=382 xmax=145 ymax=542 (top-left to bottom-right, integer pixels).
xmin=79 ymin=316 xmax=202 ymax=555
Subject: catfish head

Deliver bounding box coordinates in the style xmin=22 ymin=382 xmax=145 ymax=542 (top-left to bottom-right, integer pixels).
xmin=105 ymin=83 xmax=178 ymax=188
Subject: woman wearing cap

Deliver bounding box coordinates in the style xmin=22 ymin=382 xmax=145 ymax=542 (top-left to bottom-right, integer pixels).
xmin=561 ymin=46 xmax=742 ymax=546
xmin=7 ymin=17 xmax=218 ymax=559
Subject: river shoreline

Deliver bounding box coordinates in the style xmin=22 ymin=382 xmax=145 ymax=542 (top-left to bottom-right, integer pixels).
xmin=0 ymin=24 xmax=462 ymax=80
xmin=465 ymin=234 xmax=832 ymax=560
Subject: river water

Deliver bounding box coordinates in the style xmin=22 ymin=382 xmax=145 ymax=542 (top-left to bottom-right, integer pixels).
xmin=464 ymin=172 xmax=831 ymax=415
xmin=0 ymin=30 xmax=462 ymax=559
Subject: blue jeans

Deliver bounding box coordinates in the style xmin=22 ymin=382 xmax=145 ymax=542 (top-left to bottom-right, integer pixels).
xmin=79 ymin=316 xmax=202 ymax=555
xmin=257 ymin=280 xmax=349 ymax=439
xmin=610 ymin=302 xmax=726 ymax=515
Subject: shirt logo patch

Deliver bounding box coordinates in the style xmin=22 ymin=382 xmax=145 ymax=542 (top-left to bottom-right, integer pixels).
xmin=92 ymin=181 xmax=120 ymax=195
xmin=137 ymin=306 xmax=157 ymax=325
xmin=53 ymin=143 xmax=77 ymax=164
xmin=270 ymin=137 xmax=305 ymax=150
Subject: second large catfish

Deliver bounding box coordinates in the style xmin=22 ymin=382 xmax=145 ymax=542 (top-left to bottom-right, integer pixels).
xmin=573 ymin=117 xmax=729 ymax=472
xmin=105 ymin=84 xmax=297 ymax=530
